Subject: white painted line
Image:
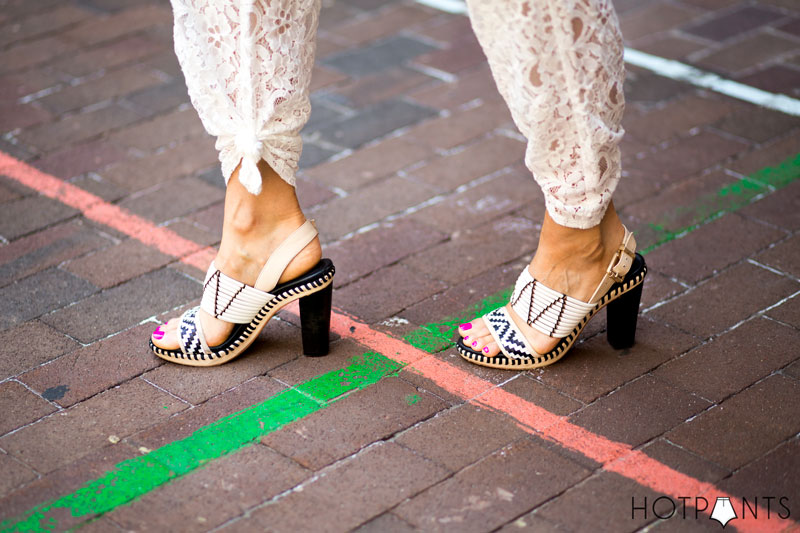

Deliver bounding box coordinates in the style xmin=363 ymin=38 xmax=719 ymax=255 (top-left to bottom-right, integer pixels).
xmin=414 ymin=0 xmax=800 ymax=117
xmin=415 ymin=0 xmax=467 ymax=14
xmin=624 ymin=48 xmax=800 ymax=117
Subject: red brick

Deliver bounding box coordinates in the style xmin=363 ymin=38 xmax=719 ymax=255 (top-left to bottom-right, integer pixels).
xmin=395 ymin=402 xmax=530 ymax=471
xmin=19 ymin=323 xmax=162 ymax=408
xmin=313 ymin=175 xmax=439 ymax=241
xmin=395 ymin=438 xmax=590 ymax=532
xmin=226 ymin=442 xmax=449 ymax=532
xmin=39 ymin=65 xmax=164 ymax=115
xmin=63 ymin=238 xmax=174 ymax=289
xmin=740 ymin=181 xmax=800 ymax=232
xmin=0 ymin=36 xmax=79 ymax=75
xmin=41 ymin=268 xmax=199 ymax=343
xmin=102 ymin=136 xmax=219 ymax=191
xmin=0 ymin=380 xmax=56 ymax=436
xmin=684 ymin=6 xmax=784 ymax=41
xmin=127 ymin=376 xmax=285 ymax=450
xmin=717 ymin=437 xmax=799 ymax=502
xmin=0 ymin=194 xmax=78 ymax=241
xmin=0 ymin=321 xmax=79 ymax=380
xmin=571 ymin=375 xmax=709 ymax=446
xmin=108 ymin=107 xmax=208 ymax=152
xmin=402 ymin=215 xmax=538 ymax=285
xmin=61 ymin=4 xmax=171 ymax=46
xmin=404 ymin=100 xmax=512 ymax=150
xmin=697 ymin=32 xmax=800 ymax=75
xmin=0 ymin=5 xmax=90 ymax=48
xmin=620 ymin=2 xmax=703 ymax=42
xmin=0 ymin=102 xmax=52 ymax=133
xmin=264 ymin=377 xmax=446 ymax=470
xmin=266 ymin=337 xmax=377 ymax=388
xmin=0 ymin=71 xmax=64 ymax=103
xmin=107 ymin=444 xmax=310 ymax=532
xmin=35 ymin=140 xmax=128 ymax=179
xmin=0 ymin=452 xmax=37 ymax=499
xmin=624 ymin=95 xmax=734 ymax=145
xmin=536 ymin=471 xmax=661 ymax=531
xmin=666 ymin=375 xmax=800 ymax=470
xmin=355 ymin=513 xmax=417 ymax=532
xmin=656 ymin=316 xmax=800 ymax=403
xmin=0 ymin=221 xmax=111 ymax=286
xmin=624 ymin=68 xmax=694 ymax=104
xmin=409 ymin=134 xmax=525 ymax=193
xmin=634 ymin=35 xmax=707 ymax=61
xmin=309 ymin=65 xmax=348 ymax=93
xmin=410 ymin=64 xmax=503 ymax=110
xmin=625 ymin=131 xmax=747 ymax=191
xmin=303 ymin=135 xmax=434 ymax=191
xmin=0 ymin=378 xmax=186 ymax=474
xmin=756 ymin=233 xmax=800 ymax=278
xmin=416 ymin=15 xmax=474 ymax=46
xmin=326 ymin=219 xmax=447 ymax=286
xmin=0 ymin=443 xmax=138 ymax=525
xmin=118 ymin=175 xmax=225 ymax=224
xmin=641 ymin=439 xmax=730 ymax=484
xmin=737 ymin=65 xmax=800 ymax=96
xmin=334 ymin=264 xmax=447 ymax=323
xmin=328 ymin=4 xmax=434 ymax=45
xmin=649 ymin=262 xmax=799 ymax=339
xmin=767 ymin=292 xmax=800 ymax=329
xmin=328 ymin=67 xmax=432 ymax=109
xmin=644 ymin=213 xmax=786 ymax=284
xmin=537 ymin=318 xmax=700 ymax=403
xmin=16 ymin=104 xmax=141 ymax=153
xmin=415 ymin=35 xmax=488 ymax=76
xmin=727 ymin=132 xmax=800 ymax=176
xmin=58 ymin=35 xmax=165 ymax=78
xmin=411 ymin=164 xmax=541 ymax=233
xmin=142 ymin=320 xmax=301 ymax=405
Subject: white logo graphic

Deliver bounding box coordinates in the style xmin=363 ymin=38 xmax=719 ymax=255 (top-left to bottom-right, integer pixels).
xmin=710 ymin=497 xmax=737 ymax=528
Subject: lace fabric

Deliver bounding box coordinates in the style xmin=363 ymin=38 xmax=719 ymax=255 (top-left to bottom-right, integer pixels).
xmin=466 ymin=0 xmax=626 ymax=228
xmin=171 ymin=0 xmax=625 ymax=228
xmin=171 ymin=0 xmax=321 ymax=195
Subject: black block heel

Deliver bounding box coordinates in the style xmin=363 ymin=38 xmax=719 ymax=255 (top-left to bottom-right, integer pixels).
xmin=299 ymin=282 xmax=333 ymax=357
xmin=606 ymin=281 xmax=643 ymax=349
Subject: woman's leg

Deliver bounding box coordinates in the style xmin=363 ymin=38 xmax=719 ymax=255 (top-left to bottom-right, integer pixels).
xmin=153 ymin=0 xmax=322 ymax=350
xmin=460 ymin=0 xmax=628 ymax=356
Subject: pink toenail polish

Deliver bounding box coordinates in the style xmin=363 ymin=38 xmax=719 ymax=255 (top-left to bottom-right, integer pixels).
xmin=483 ymin=346 xmax=490 ymax=353
xmin=460 ymin=323 xmax=472 ymax=331
xmin=153 ymin=331 xmax=164 ymax=340
xmin=153 ymin=326 xmax=163 ymax=335
xmin=472 ymin=341 xmax=478 ymax=347
xmin=464 ymin=335 xmax=470 ymax=341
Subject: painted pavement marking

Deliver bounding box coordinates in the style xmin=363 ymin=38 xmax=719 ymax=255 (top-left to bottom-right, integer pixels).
xmin=414 ymin=0 xmax=800 ymax=117
xmin=1 ymin=151 xmax=798 ymax=531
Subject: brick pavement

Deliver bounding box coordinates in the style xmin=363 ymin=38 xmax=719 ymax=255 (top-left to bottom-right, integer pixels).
xmin=1 ymin=0 xmax=799 ymax=531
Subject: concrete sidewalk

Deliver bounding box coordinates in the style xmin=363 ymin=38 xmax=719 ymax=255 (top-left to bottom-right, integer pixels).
xmin=0 ymin=0 xmax=799 ymax=531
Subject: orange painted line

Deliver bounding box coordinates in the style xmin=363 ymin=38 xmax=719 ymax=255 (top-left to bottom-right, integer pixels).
xmin=3 ymin=151 xmax=792 ymax=532
xmin=0 ymin=152 xmax=215 ymax=270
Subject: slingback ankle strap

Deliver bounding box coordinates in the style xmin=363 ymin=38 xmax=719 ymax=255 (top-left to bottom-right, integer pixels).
xmin=254 ymin=220 xmax=318 ymax=291
xmin=587 ymin=227 xmax=636 ymax=304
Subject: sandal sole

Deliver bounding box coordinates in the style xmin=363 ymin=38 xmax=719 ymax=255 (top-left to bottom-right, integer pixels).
xmin=150 ymin=260 xmax=335 ymax=367
xmin=456 ymin=255 xmax=647 ymax=370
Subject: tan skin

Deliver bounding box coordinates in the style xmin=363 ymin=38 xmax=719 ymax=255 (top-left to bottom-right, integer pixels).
xmin=152 ymin=158 xmax=624 ymax=356
xmin=152 ymin=160 xmax=321 ymax=350
xmin=458 ymin=204 xmax=625 ymax=356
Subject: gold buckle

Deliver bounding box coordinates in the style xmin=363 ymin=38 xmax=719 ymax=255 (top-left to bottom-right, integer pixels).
xmin=606 ymin=246 xmax=635 ymax=284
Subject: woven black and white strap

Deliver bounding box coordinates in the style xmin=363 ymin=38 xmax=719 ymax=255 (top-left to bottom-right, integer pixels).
xmin=178 ymin=308 xmax=213 ymax=360
xmin=200 ymin=262 xmax=275 ymax=323
xmin=484 ymin=307 xmax=535 ymax=360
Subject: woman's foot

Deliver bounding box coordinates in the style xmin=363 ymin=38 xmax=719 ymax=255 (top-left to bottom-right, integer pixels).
xmin=458 ymin=203 xmax=625 ymax=357
xmin=152 ymin=161 xmax=321 ymax=351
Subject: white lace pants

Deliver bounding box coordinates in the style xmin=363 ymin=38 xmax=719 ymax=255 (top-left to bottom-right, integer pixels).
xmin=171 ymin=0 xmax=625 ymax=228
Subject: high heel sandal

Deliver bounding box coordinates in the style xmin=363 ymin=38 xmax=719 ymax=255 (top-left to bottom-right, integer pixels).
xmin=456 ymin=226 xmax=647 ymax=370
xmin=150 ymin=220 xmax=335 ymax=366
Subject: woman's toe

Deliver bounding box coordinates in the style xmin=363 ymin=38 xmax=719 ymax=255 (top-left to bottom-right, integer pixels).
xmin=152 ymin=325 xmax=180 ymax=350
xmin=481 ymin=340 xmax=500 ymax=357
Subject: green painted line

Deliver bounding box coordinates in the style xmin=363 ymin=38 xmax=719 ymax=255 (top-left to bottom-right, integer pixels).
xmin=3 ymin=153 xmax=799 ymax=532
xmin=0 ymin=352 xmax=403 ymax=533
xmin=403 ymin=152 xmax=800 ymax=353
